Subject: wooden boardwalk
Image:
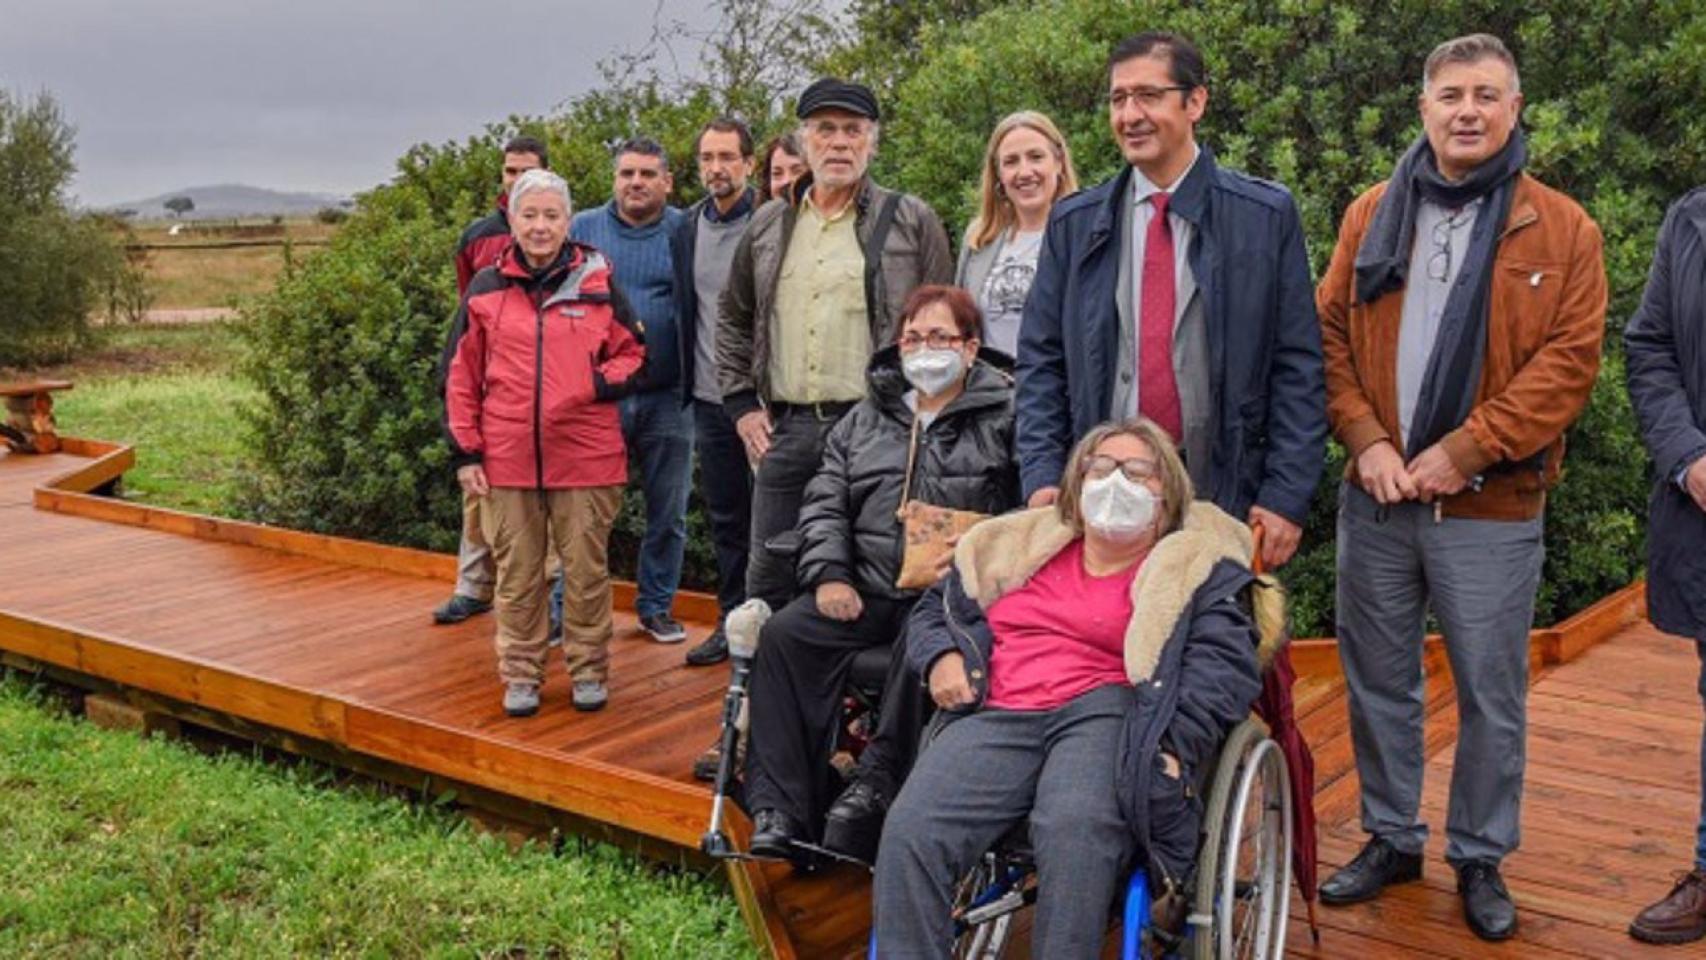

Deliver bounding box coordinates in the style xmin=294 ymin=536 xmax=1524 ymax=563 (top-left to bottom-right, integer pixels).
xmin=0 ymin=439 xmax=1696 ymax=958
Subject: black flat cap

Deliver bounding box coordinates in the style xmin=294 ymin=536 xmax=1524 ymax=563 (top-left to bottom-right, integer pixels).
xmin=795 ymin=77 xmax=881 ymax=121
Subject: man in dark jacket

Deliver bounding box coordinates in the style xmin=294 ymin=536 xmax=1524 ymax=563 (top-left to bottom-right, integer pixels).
xmin=1316 ymin=35 xmax=1605 ymax=941
xmin=433 ymin=135 xmax=548 ymax=626
xmin=1626 ymin=186 xmax=1706 ymax=946
xmin=717 ymin=77 xmax=954 ymax=612
xmin=1014 ymin=31 xmax=1326 ymax=572
xmin=743 ymin=290 xmax=1016 ymax=861
xmin=674 ymin=117 xmax=759 ymax=669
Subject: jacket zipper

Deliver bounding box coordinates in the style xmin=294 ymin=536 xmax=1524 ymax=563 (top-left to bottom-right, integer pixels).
xmin=532 ymin=301 xmax=546 ymax=490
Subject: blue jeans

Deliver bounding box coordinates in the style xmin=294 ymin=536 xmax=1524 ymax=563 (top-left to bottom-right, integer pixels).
xmin=620 ymin=389 xmax=695 ymax=618
xmin=1696 ymin=641 xmax=1706 ymax=870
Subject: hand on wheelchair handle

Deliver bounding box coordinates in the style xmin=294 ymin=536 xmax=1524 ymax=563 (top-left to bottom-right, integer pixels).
xmin=928 ymin=652 xmax=977 ymax=709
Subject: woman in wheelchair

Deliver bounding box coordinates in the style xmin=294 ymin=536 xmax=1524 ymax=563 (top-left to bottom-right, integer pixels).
xmin=744 ymin=285 xmax=1020 ymax=862
xmin=873 ymin=418 xmax=1268 ymax=958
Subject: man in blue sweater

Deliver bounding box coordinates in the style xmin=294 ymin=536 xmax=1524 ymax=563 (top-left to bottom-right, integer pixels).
xmin=571 ymin=138 xmax=691 ymax=642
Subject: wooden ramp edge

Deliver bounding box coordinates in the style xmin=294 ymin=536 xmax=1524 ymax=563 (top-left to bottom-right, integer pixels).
xmin=0 ymin=439 xmax=1654 ymax=959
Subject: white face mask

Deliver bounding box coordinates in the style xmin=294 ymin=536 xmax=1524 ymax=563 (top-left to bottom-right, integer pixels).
xmin=1079 ymin=470 xmax=1160 ymax=544
xmin=901 ymin=347 xmax=967 ymax=397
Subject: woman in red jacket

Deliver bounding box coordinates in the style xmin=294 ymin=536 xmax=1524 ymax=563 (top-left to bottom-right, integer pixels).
xmin=442 ymin=168 xmax=647 ymax=717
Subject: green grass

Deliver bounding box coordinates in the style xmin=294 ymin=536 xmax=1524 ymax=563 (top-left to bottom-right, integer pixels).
xmin=0 ymin=675 xmax=757 ymax=959
xmin=38 ymin=323 xmax=253 ymax=515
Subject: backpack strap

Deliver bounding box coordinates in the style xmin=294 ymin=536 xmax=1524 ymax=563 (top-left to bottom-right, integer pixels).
xmin=863 ymin=190 xmax=903 ymax=337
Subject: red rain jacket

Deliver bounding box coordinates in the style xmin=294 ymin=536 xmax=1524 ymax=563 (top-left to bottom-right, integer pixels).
xmin=442 ymin=241 xmax=646 ymax=489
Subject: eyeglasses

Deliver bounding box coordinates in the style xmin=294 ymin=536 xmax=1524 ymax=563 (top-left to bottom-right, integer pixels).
xmin=897 ymin=331 xmax=966 ymax=350
xmin=1081 ymin=455 xmax=1159 ymax=482
xmin=1426 ymin=206 xmax=1476 ymax=282
xmin=1108 ymin=85 xmax=1192 ymax=111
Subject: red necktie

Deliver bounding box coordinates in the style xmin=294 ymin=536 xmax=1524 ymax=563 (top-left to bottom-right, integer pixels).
xmin=1138 ymin=191 xmax=1183 ymax=441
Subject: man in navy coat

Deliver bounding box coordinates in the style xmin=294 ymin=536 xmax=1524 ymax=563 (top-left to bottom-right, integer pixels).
xmin=1014 ymin=30 xmax=1326 ymax=568
xmin=1626 ymin=186 xmax=1706 ymax=946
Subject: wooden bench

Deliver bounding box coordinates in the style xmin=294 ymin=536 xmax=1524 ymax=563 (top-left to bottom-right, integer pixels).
xmin=0 ymin=380 xmax=73 ymax=454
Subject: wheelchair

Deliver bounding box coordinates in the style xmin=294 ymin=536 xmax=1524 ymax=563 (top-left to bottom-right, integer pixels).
xmin=939 ymin=714 xmax=1292 ymax=960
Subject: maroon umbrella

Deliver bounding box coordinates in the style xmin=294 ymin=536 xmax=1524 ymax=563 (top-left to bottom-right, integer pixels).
xmin=1250 ymin=525 xmax=1320 ymax=942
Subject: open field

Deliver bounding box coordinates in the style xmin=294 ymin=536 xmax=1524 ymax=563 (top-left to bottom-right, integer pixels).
xmin=115 ymin=218 xmax=338 ymax=310
xmin=4 ymin=323 xmax=253 ymax=514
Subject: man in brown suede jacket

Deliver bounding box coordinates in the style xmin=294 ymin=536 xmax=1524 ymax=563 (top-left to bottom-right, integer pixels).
xmin=1313 ymin=34 xmax=1606 ymax=942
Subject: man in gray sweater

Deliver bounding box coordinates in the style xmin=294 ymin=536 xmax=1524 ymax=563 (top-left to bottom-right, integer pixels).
xmin=672 ymin=117 xmax=760 ymax=670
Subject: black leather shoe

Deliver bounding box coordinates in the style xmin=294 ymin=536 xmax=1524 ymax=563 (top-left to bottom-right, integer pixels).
xmin=1319 ymin=836 xmax=1423 ymax=905
xmin=685 ymin=628 xmax=729 ymax=666
xmin=1457 ymin=859 xmax=1518 ymax=941
xmin=822 ymin=780 xmax=889 ymax=863
xmin=749 ymin=809 xmax=801 ymax=860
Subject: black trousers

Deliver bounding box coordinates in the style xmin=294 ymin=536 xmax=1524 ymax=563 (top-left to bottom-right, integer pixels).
xmin=855 ymin=633 xmax=933 ymax=798
xmin=744 ymin=406 xmax=843 ymax=611
xmin=693 ymin=399 xmax=752 ymax=619
xmin=745 ymin=591 xmax=914 ymax=833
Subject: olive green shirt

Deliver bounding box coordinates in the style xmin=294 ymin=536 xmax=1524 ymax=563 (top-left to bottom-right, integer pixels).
xmin=768 ymin=192 xmax=871 ymax=403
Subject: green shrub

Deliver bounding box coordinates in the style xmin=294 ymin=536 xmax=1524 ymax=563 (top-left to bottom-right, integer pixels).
xmin=880 ymin=0 xmax=1706 ymax=634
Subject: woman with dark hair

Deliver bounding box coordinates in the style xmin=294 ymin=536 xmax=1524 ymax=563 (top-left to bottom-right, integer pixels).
xmin=745 ymin=285 xmax=1020 ymax=863
xmin=873 ymin=418 xmax=1273 ymax=958
xmin=757 ymin=131 xmax=808 ymax=202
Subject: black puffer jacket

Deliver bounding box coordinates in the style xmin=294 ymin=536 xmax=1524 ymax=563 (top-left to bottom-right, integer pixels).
xmin=795 ymin=347 xmax=1019 ymax=600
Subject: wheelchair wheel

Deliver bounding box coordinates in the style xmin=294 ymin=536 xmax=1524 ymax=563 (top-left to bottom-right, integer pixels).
xmin=949 ymin=849 xmax=1025 ymax=959
xmin=1190 ymin=719 xmax=1291 ymax=960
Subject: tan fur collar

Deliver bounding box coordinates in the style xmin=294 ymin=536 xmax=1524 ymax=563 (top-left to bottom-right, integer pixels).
xmin=954 ymin=503 xmax=1263 ymax=683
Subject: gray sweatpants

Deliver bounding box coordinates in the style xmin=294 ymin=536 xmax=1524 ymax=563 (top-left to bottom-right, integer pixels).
xmin=1335 ymin=482 xmax=1544 ymax=864
xmin=873 ymin=684 xmax=1135 ymax=960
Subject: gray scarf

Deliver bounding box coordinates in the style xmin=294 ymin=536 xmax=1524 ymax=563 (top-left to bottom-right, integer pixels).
xmin=1354 ymin=129 xmax=1526 ymax=458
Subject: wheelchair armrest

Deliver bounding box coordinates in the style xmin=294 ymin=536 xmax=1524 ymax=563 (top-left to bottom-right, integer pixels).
xmin=762 ymin=530 xmax=802 ymax=558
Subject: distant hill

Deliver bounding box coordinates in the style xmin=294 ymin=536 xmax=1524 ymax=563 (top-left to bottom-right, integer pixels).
xmin=108 ymin=184 xmax=352 ymax=221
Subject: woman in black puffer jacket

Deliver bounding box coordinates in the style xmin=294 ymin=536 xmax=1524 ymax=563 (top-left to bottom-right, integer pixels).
xmin=744 ymin=285 xmax=1019 ymax=865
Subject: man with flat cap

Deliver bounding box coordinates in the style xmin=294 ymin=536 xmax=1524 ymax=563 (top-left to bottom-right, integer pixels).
xmin=718 ymin=76 xmax=953 ymax=858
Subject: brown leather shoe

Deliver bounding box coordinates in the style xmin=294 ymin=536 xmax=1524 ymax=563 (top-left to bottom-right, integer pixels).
xmin=1630 ymin=868 xmax=1706 ymax=945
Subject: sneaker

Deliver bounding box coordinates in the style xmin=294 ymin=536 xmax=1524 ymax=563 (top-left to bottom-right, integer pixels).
xmin=639 ymin=613 xmax=688 ymax=644
xmin=502 ymin=682 xmax=540 ymax=717
xmin=572 ymin=680 xmax=608 ymax=712
xmin=433 ymin=593 xmax=492 ymax=625
xmin=684 ymin=627 xmax=729 ymax=666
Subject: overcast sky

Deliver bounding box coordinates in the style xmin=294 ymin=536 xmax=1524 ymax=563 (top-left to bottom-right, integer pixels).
xmin=0 ymin=1 xmax=722 ymax=206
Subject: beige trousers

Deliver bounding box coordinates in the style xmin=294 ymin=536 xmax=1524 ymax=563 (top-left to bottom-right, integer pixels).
xmin=479 ymin=486 xmax=622 ymax=685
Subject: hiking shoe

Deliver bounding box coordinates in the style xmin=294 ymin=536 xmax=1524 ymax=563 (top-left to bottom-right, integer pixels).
xmin=572 ymin=680 xmax=608 ymax=712
xmin=502 ymin=682 xmax=540 ymax=717
xmin=639 ymin=613 xmax=687 ymax=643
xmin=685 ymin=627 xmax=729 ymax=666
xmin=433 ymin=593 xmax=491 ymax=625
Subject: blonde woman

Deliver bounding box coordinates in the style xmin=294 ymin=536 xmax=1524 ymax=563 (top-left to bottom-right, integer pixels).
xmin=955 ymin=111 xmax=1079 ymax=358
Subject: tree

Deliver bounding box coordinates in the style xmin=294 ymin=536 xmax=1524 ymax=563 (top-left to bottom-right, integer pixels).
xmin=883 ymin=0 xmax=1703 ymax=633
xmin=0 ymin=88 xmax=121 ymax=367
xmin=163 ymin=195 xmax=195 ymax=218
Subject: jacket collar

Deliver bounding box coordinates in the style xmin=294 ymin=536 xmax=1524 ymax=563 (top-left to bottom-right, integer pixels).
xmin=783 ymin=172 xmax=875 ymax=216
xmin=702 ymin=186 xmax=757 ymax=223
xmin=952 ymin=499 xmax=1281 ymax=681
xmin=498 ymin=240 xmax=581 ymax=284
xmin=1090 ymin=144 xmax=1219 ymax=242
